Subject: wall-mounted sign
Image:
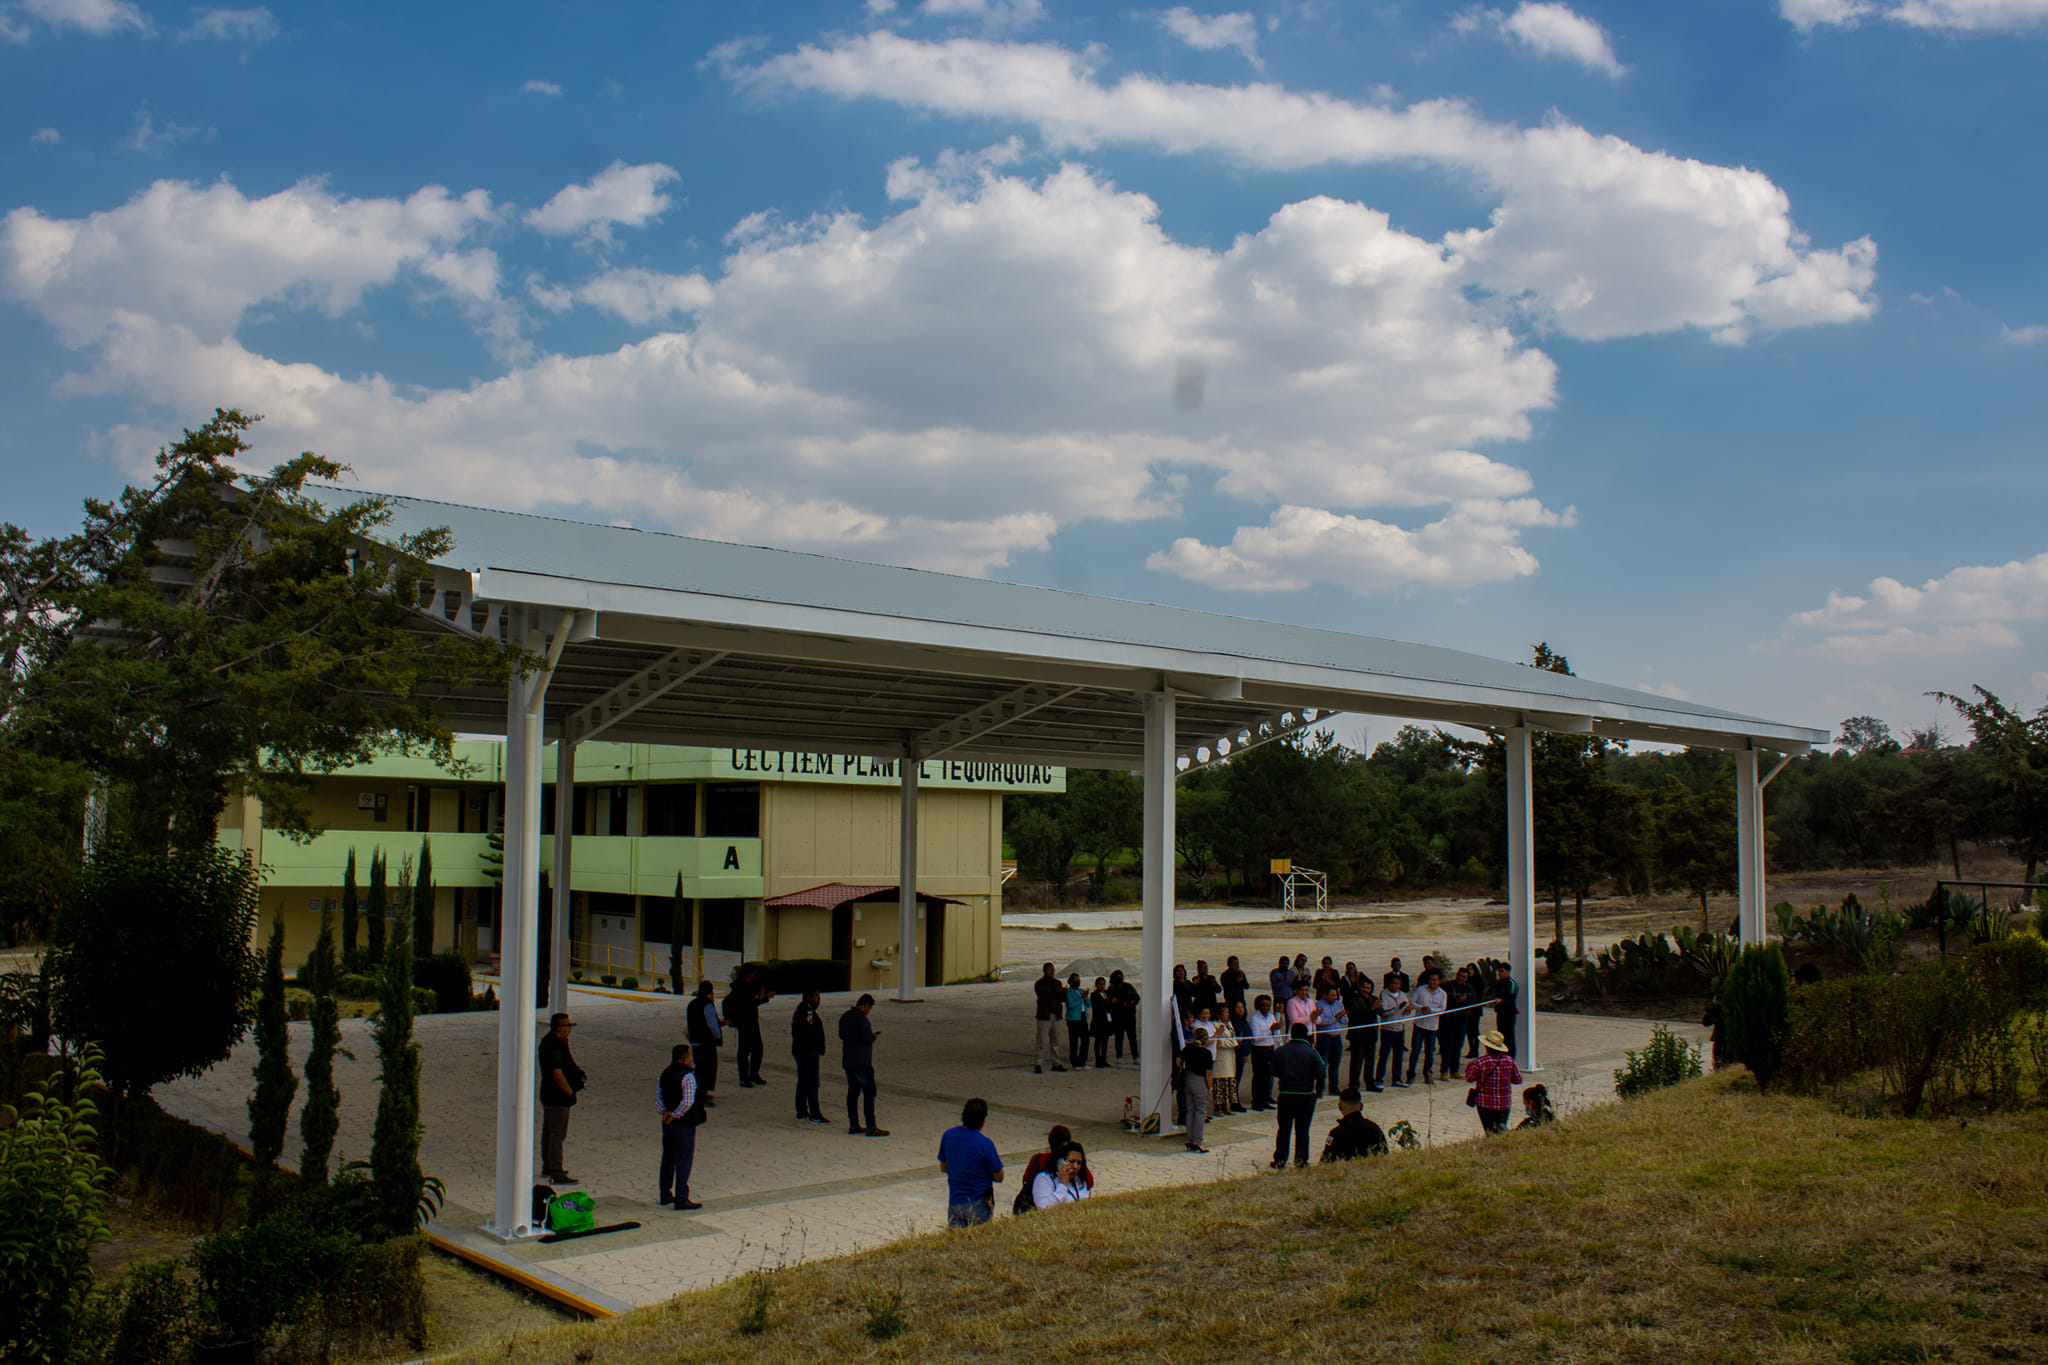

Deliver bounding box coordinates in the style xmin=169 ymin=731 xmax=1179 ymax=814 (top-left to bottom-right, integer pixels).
xmin=718 ymin=750 xmax=1063 ymax=791
xmin=358 ymin=792 xmax=377 ymax=809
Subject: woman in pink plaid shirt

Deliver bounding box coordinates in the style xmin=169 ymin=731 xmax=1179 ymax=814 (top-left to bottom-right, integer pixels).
xmin=1464 ymin=1030 xmax=1522 ymax=1134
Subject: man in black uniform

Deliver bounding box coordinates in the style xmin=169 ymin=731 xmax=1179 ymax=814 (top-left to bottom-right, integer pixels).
xmin=538 ymin=1012 xmax=585 ymax=1183
xmin=1320 ymin=1087 xmax=1388 ymax=1162
xmin=728 ymin=966 xmax=766 ymax=1087
xmin=656 ymin=1042 xmax=706 ymax=1209
xmin=790 ymin=988 xmax=828 ymax=1123
xmin=1269 ymin=1022 xmax=1325 ymax=1170
xmin=686 ymin=980 xmax=723 ymax=1106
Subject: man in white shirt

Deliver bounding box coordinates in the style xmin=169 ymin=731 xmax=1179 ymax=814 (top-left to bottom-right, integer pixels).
xmin=1407 ymin=969 xmax=1448 ymax=1085
xmin=1374 ymin=974 xmax=1410 ymax=1090
xmin=1247 ymin=993 xmax=1280 ymax=1111
xmin=1312 ymin=988 xmax=1348 ymax=1097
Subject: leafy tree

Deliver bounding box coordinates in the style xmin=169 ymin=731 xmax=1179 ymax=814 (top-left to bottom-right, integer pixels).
xmin=1655 ymin=771 xmax=1737 ymax=930
xmin=1066 ymin=769 xmax=1142 ymax=895
xmin=412 ymin=837 xmax=436 ymax=955
xmin=1721 ymin=942 xmax=1791 ymax=1090
xmin=340 ymin=847 xmax=359 ymax=965
xmin=0 ymin=751 xmax=87 ymax=947
xmin=1934 ymin=686 xmax=2048 ymax=886
xmin=1836 ymin=715 xmax=1898 ymax=755
xmin=0 ymin=409 xmax=511 ymax=852
xmin=49 ymin=842 xmax=259 ymax=1104
xmin=1865 ymin=748 xmax=1977 ymax=878
xmin=0 ymin=1048 xmax=112 ymax=1365
xmin=247 ymin=918 xmax=298 ymax=1179
xmin=369 ymin=881 xmax=424 ymax=1238
xmin=364 ymin=849 xmax=388 ymax=964
xmin=1006 ymin=795 xmax=1081 ymax=890
xmin=298 ymin=910 xmax=342 ymax=1185
xmin=1174 ymin=772 xmax=1229 ymax=889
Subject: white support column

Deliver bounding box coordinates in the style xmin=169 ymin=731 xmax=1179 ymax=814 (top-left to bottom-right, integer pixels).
xmin=896 ymin=747 xmax=921 ymax=1002
xmin=549 ymin=737 xmax=576 ymax=1014
xmin=489 ymin=608 xmax=548 ymax=1239
xmin=1505 ymin=724 xmax=1538 ymax=1070
xmin=1139 ymin=691 xmax=1178 ymax=1133
xmin=1735 ymin=748 xmax=1761 ymax=946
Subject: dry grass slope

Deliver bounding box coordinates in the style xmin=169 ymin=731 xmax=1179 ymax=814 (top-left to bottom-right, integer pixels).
xmin=461 ymin=1073 xmax=2048 ymax=1364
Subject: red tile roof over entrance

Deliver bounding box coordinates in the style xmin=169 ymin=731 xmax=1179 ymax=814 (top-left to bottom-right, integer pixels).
xmin=762 ymin=883 xmax=964 ymax=910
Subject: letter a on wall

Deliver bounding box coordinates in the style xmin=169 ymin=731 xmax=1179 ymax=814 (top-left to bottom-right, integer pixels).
xmin=723 ymin=845 xmax=740 ymax=870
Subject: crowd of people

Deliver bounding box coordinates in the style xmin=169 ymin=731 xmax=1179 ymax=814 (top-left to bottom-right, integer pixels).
xmin=538 ymin=950 xmax=1559 ymax=1223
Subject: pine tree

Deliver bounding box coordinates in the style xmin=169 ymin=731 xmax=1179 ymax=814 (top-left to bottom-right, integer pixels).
xmin=370 ymin=865 xmax=423 ymax=1237
xmin=365 ymin=848 xmax=387 ymax=961
xmin=1722 ymin=942 xmax=1790 ymax=1091
xmin=298 ymin=908 xmax=342 ymax=1185
xmin=669 ymin=873 xmax=686 ymax=994
xmin=340 ymin=847 xmax=359 ymax=965
xmin=246 ymin=918 xmax=297 ymax=1211
xmin=412 ymin=837 xmax=435 ymax=955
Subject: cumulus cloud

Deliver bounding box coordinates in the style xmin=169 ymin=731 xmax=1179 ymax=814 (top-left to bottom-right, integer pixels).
xmin=1783 ymin=0 xmax=2048 ymax=30
xmin=2002 ymin=323 xmax=2047 ymax=345
xmin=185 ymin=7 xmax=277 ymax=41
xmin=6 ymin=164 xmax=1569 ymax=584
xmin=1455 ymin=3 xmax=1626 ymax=77
xmin=1780 ymin=553 xmax=2048 ymax=663
xmin=919 ymin=0 xmax=1046 ymax=32
xmin=738 ymin=32 xmax=1878 ymax=342
xmin=29 ymin=127 xmax=60 ymax=144
xmin=523 ymin=161 xmax=679 ymax=243
xmin=19 ymin=0 xmax=148 ymax=36
xmin=522 ymin=78 xmax=563 ymax=95
xmin=124 ymin=104 xmax=209 ymax=153
xmin=1159 ymin=8 xmax=1261 ymax=67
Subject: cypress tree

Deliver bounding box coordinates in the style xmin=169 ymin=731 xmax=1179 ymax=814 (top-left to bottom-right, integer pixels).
xmin=413 ymin=837 xmax=435 ymax=955
xmin=370 ymin=865 xmax=422 ymax=1237
xmin=1722 ymin=942 xmax=1791 ymax=1091
xmin=340 ymin=848 xmax=359 ymax=966
xmin=365 ymin=849 xmax=387 ymax=961
xmin=299 ymin=908 xmax=342 ymax=1185
xmin=247 ymin=918 xmax=298 ymax=1211
xmin=669 ymin=872 xmax=686 ymax=994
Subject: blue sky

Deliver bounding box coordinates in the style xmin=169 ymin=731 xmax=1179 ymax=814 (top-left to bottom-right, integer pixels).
xmin=4 ymin=0 xmax=2045 ymax=748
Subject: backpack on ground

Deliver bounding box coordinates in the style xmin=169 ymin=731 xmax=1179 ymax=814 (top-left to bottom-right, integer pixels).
xmin=547 ymin=1189 xmax=596 ymax=1235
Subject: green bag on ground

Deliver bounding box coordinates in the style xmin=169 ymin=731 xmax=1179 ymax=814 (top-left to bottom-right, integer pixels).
xmin=547 ymin=1190 xmax=596 ymax=1234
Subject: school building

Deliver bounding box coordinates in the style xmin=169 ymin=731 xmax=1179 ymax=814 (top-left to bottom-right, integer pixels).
xmin=220 ymin=740 xmax=1061 ymax=992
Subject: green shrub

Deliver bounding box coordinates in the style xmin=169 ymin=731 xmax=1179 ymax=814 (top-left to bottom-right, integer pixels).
xmin=193 ymin=1214 xmax=355 ymax=1345
xmin=72 ymin=1258 xmax=201 ymax=1365
xmin=408 ymin=985 xmax=436 ymax=1016
xmin=0 ymin=1050 xmax=112 ymax=1365
xmin=1722 ymin=942 xmax=1791 ymax=1090
xmin=334 ymin=972 xmax=381 ymax=1000
xmin=734 ymin=958 xmax=852 ymax=995
xmin=283 ymin=988 xmax=314 ymax=1022
xmin=113 ymin=1097 xmax=246 ymax=1230
xmin=622 ymin=975 xmax=640 ymax=990
xmin=599 ymin=974 xmax=617 ymax=986
xmin=412 ymin=949 xmax=473 ymax=1014
xmin=1544 ymin=939 xmax=1569 ymax=975
xmin=1613 ymin=1023 xmax=1703 ymax=1098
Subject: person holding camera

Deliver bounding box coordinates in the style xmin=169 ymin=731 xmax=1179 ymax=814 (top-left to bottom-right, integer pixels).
xmin=538 ymin=1012 xmax=586 ymax=1184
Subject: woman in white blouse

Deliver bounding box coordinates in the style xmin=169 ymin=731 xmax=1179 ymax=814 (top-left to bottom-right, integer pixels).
xmin=1032 ymin=1143 xmax=1093 ymax=1208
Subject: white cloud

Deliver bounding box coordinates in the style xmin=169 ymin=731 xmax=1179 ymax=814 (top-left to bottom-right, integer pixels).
xmin=20 ymin=0 xmax=148 ymax=36
xmin=124 ymin=103 xmax=209 ymax=152
xmin=1783 ymin=0 xmax=2048 ymax=31
xmin=29 ymin=127 xmax=60 ymax=144
xmin=6 ymin=165 xmax=1570 ymax=586
xmin=866 ymin=0 xmax=898 ymax=15
xmin=739 ymin=33 xmax=1878 ymax=342
xmin=1457 ymin=3 xmax=1626 ymax=77
xmin=186 ymin=7 xmax=277 ymax=41
xmin=919 ymin=0 xmax=1046 ymax=32
xmin=1159 ymin=8 xmax=1261 ymax=67
xmin=1148 ymin=499 xmax=1575 ymax=593
xmin=522 ymin=78 xmax=563 ymax=96
xmin=523 ymin=161 xmax=679 ymax=244
xmin=1781 ymin=552 xmax=2048 ymax=663
xmin=2002 ymin=323 xmax=2047 ymax=345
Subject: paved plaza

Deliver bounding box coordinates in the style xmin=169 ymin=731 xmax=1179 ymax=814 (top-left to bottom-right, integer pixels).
xmin=157 ymin=948 xmax=1706 ymax=1314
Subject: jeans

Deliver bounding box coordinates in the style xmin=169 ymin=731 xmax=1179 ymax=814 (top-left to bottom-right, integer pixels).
xmin=947 ymin=1195 xmax=994 ymax=1228
xmin=658 ymin=1120 xmax=697 ymax=1203
xmin=1182 ymin=1072 xmax=1210 ymax=1146
xmin=541 ymin=1104 xmax=572 ymax=1177
xmin=1274 ymin=1093 xmax=1316 ymax=1166
xmin=793 ymin=1052 xmax=822 ymax=1118
xmin=1407 ymin=1027 xmax=1438 ymax=1083
xmin=844 ymin=1063 xmax=878 ymax=1130
xmin=1375 ymin=1029 xmax=1406 ymax=1085
xmin=737 ymin=1024 xmax=764 ymax=1084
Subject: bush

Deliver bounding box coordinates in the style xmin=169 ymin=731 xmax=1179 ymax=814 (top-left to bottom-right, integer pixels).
xmin=409 ymin=986 xmax=436 ymax=1017
xmin=0 ymin=1050 xmax=112 ymax=1365
xmin=1544 ymin=939 xmax=1569 ymax=975
xmin=1722 ymin=943 xmax=1791 ymax=1090
xmin=334 ymin=973 xmax=381 ymax=1000
xmin=72 ymin=1258 xmax=202 ymax=1365
xmin=735 ymin=958 xmax=851 ymax=995
xmin=1613 ymin=1023 xmax=1703 ymax=1098
xmin=193 ymin=1214 xmax=355 ymax=1345
xmin=412 ymin=950 xmax=473 ymax=1015
xmin=113 ymin=1097 xmax=246 ymax=1231
xmin=621 ymin=975 xmax=639 ymax=990
xmin=599 ymin=974 xmax=617 ymax=987
xmin=283 ymin=988 xmax=314 ymax=1022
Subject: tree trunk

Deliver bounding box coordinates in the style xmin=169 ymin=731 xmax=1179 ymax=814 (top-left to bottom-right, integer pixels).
xmin=1574 ymin=891 xmax=1585 ymax=960
xmin=1949 ymin=833 xmax=1962 ymax=881
xmin=1698 ymin=890 xmax=1710 ymax=932
xmin=1553 ymin=890 xmax=1564 ymax=947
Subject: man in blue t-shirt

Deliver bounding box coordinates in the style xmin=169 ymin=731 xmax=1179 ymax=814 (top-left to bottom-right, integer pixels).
xmin=936 ymin=1097 xmax=1005 ymax=1227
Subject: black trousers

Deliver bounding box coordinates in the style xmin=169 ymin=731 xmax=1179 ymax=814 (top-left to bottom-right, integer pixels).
xmin=1249 ymin=1047 xmax=1273 ymax=1108
xmin=1274 ymin=1093 xmax=1316 ymax=1165
xmin=1068 ymin=1020 xmax=1090 ymax=1067
xmin=694 ymin=1043 xmax=719 ymax=1097
xmin=1375 ymin=1029 xmax=1405 ymax=1084
xmin=793 ymin=1052 xmax=822 ymax=1118
xmin=1115 ymin=1014 xmax=1138 ymax=1058
xmin=658 ymin=1120 xmax=697 ymax=1203
xmin=1093 ymin=1023 xmax=1113 ymax=1066
xmin=844 ymin=1064 xmax=877 ymax=1130
xmin=737 ymin=1024 xmax=764 ymax=1084
xmin=1347 ymin=1032 xmax=1373 ymax=1091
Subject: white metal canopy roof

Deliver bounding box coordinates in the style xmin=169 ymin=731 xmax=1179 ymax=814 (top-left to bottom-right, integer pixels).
xmin=325 ymin=488 xmax=1826 ymax=765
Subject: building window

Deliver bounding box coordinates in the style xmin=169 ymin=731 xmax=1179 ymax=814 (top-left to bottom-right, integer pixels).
xmin=573 ymin=786 xmax=590 ymax=836
xmin=608 ymin=785 xmax=630 ymax=837
xmin=705 ymin=783 xmax=759 ymax=838
xmin=701 ymin=898 xmax=744 ymax=952
xmin=540 ymin=783 xmax=556 ymax=837
xmin=406 ymin=786 xmax=431 ymax=833
xmin=644 ymin=784 xmax=696 ymax=837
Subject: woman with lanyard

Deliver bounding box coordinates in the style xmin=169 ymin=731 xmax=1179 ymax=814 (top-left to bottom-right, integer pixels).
xmin=1031 ymin=1143 xmax=1093 ymax=1208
